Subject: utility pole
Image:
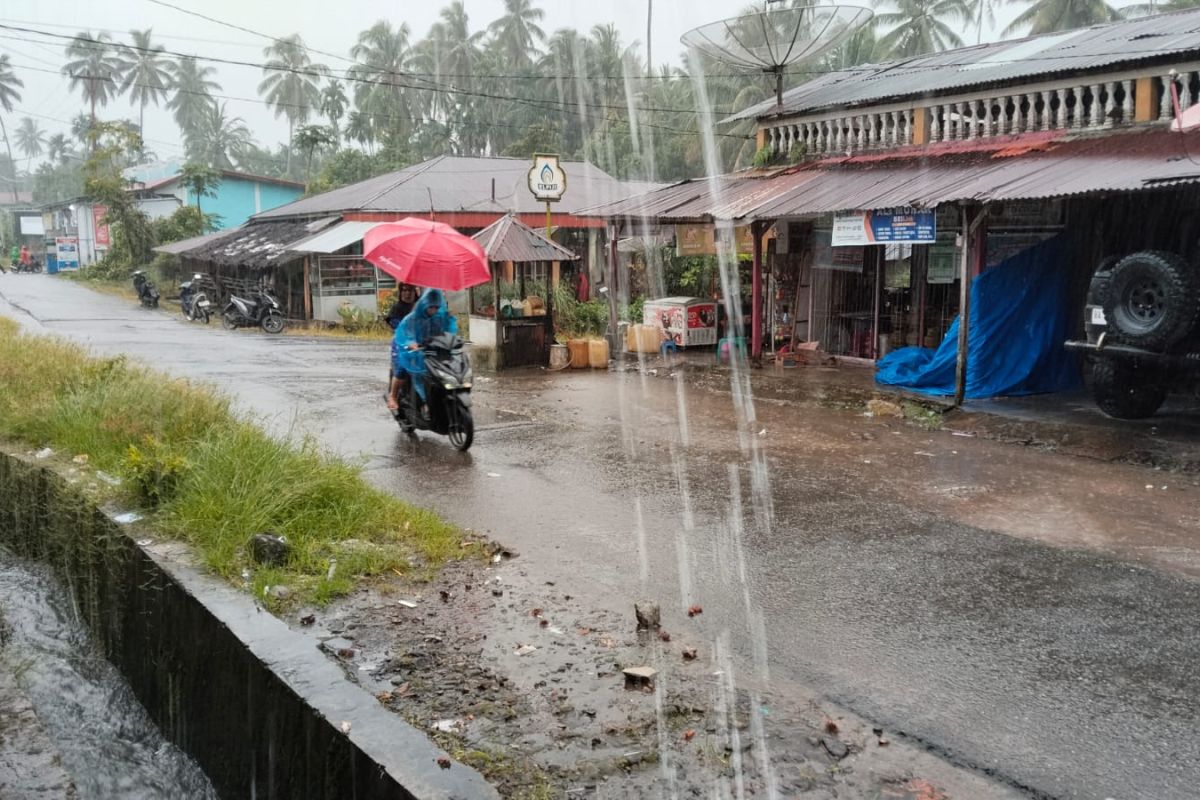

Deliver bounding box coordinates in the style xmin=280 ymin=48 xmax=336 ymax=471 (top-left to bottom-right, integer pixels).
xmin=646 ymin=0 xmax=653 ymax=78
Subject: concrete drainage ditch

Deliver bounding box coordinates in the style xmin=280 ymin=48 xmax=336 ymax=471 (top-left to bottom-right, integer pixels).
xmin=0 ymin=451 xmax=498 ymax=800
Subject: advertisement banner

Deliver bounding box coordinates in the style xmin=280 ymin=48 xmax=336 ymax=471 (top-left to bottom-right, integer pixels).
xmin=675 ymin=224 xmax=756 ymax=257
xmin=91 ymin=205 xmax=111 ymax=248
xmin=832 ymin=208 xmax=936 ymax=246
xmin=56 ymin=237 xmax=80 ymax=270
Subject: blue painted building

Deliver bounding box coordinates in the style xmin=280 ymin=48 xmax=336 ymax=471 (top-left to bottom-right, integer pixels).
xmin=124 ymin=161 xmax=305 ymax=230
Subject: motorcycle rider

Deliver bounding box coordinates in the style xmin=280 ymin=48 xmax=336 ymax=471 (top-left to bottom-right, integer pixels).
xmin=385 ymin=283 xmax=418 ymax=330
xmin=387 ymin=288 xmax=457 ymax=415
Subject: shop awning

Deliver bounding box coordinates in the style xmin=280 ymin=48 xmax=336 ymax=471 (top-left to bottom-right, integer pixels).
xmin=288 ymin=220 xmax=380 ymax=254
xmin=586 ymin=128 xmax=1200 ymax=224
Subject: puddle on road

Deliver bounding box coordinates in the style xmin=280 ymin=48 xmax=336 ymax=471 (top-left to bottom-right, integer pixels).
xmin=0 ymin=547 xmax=217 ymax=800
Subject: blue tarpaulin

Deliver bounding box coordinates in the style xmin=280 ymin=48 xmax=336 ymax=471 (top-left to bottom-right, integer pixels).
xmin=875 ymin=236 xmax=1081 ymax=398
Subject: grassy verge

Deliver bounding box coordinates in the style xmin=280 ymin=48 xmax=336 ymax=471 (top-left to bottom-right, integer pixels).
xmin=0 ymin=315 xmax=465 ymax=607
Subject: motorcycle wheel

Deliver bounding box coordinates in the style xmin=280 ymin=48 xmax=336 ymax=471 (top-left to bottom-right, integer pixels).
xmin=261 ymin=311 xmax=285 ymax=334
xmin=221 ymin=311 xmax=239 ymax=330
xmin=200 ymin=307 xmax=210 ymax=324
xmin=447 ymin=400 xmax=474 ymax=452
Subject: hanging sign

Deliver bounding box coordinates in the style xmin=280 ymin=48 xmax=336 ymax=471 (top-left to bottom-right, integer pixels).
xmin=528 ymin=154 xmax=567 ymax=202
xmin=832 ymin=207 xmax=936 ymax=246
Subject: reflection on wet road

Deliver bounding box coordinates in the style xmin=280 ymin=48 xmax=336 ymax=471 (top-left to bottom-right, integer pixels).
xmin=5 ymin=275 xmax=1200 ymax=799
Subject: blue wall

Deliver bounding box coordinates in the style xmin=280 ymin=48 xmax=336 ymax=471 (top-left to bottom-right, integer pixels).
xmin=184 ymin=177 xmax=303 ymax=230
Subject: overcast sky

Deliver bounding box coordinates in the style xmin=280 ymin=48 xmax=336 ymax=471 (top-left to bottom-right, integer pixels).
xmin=2 ymin=0 xmax=1045 ymax=166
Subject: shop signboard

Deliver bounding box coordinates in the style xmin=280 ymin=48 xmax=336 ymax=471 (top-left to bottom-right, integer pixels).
xmin=832 ymin=207 xmax=936 ymax=246
xmin=812 ymin=228 xmax=865 ymax=273
xmin=527 ymin=154 xmax=566 ymax=202
xmin=675 ymin=224 xmax=757 ymax=257
xmin=92 ymin=205 xmax=111 ymax=248
xmin=55 ymin=237 xmax=80 ymax=271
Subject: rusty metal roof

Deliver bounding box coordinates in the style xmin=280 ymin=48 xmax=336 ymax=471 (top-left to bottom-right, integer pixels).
xmin=254 ymin=155 xmax=662 ymax=221
xmin=730 ymin=8 xmax=1200 ymax=123
xmin=471 ymin=215 xmax=579 ymax=263
xmin=588 ymin=128 xmax=1200 ymax=223
xmin=176 ymin=217 xmax=338 ymax=269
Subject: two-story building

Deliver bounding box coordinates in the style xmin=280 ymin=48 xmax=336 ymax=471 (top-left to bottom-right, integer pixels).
xmin=124 ymin=162 xmax=305 ymax=230
xmin=592 ymin=8 xmax=1200 ymax=401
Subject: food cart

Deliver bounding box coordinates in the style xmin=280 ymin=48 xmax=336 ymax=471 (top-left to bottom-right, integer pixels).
xmin=643 ymin=297 xmax=719 ymax=348
xmin=469 ymin=215 xmax=579 ymax=368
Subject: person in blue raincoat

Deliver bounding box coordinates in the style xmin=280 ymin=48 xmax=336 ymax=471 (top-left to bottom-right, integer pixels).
xmin=387 ymin=288 xmax=458 ymax=412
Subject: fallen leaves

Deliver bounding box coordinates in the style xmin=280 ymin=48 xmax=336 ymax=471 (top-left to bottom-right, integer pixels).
xmin=683 ymin=729 xmax=696 ymax=742
xmin=436 ymin=756 xmax=452 ymax=770
xmin=657 ymin=630 xmax=671 ymax=642
xmin=687 ymin=605 xmax=703 ymax=617
xmin=823 ymin=717 xmax=840 ymax=735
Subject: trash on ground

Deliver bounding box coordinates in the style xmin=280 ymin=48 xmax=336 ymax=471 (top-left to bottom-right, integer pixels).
xmin=682 ymin=648 xmax=698 ymax=661
xmin=635 ymin=602 xmax=661 ymax=631
xmin=515 ymin=644 xmax=537 ymax=656
xmin=432 ymin=719 xmax=461 ymax=733
xmin=623 ymin=666 xmax=657 ymax=690
xmin=34 ymin=447 xmax=53 ymax=459
xmin=340 ymin=721 xmax=352 ymax=734
xmin=687 ymin=605 xmax=703 ymax=617
xmin=397 ymin=599 xmax=419 ymax=608
xmin=113 ymin=511 xmax=142 ymax=525
xmin=72 ymin=453 xmax=89 ymax=464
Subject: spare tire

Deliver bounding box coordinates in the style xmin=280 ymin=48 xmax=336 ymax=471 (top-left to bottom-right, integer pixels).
xmin=1102 ymin=250 xmax=1199 ymax=350
xmin=1091 ymin=358 xmax=1167 ymax=420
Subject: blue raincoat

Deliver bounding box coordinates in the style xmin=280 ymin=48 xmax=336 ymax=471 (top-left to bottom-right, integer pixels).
xmin=391 ymin=289 xmax=458 ymax=401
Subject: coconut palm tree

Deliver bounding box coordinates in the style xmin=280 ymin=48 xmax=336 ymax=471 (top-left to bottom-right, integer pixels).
xmin=118 ymin=29 xmax=173 ymax=142
xmin=1123 ymin=0 xmax=1200 ymax=14
xmin=349 ymin=22 xmax=417 ymax=141
xmin=257 ymin=34 xmax=328 ymax=173
xmin=46 ymin=133 xmax=70 ymax=164
xmin=488 ymin=0 xmax=546 ymax=67
xmin=167 ymin=56 xmax=221 ymax=143
xmin=0 ymin=54 xmax=23 ymax=197
xmin=14 ymin=117 xmax=45 ymax=162
xmin=61 ymin=31 xmax=125 ymax=121
xmin=875 ymin=0 xmax=973 ymax=59
xmin=346 ymin=109 xmax=375 ymax=154
xmin=1003 ymin=0 xmax=1122 ymax=35
xmin=320 ymin=80 xmax=348 ymax=144
xmin=185 ymin=101 xmax=254 ymax=169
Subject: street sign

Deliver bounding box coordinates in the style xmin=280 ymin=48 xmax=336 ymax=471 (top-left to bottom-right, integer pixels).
xmin=528 ymin=154 xmax=566 ymax=203
xmin=832 ymin=208 xmax=936 ymax=246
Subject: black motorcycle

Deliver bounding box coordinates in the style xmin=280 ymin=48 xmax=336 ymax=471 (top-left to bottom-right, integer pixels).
xmin=132 ymin=271 xmax=160 ymax=308
xmin=179 ymin=276 xmax=212 ymax=324
xmin=390 ymin=333 xmax=474 ymax=451
xmin=15 ymin=258 xmax=42 ymax=274
xmin=221 ymin=289 xmax=285 ymax=334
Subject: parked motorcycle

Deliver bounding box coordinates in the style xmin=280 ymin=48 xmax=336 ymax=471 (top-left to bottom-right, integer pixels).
xmin=389 ymin=333 xmax=474 ymax=451
xmin=131 ymin=271 xmax=160 ymax=308
xmin=221 ymin=289 xmax=285 ymax=334
xmin=179 ymin=275 xmax=212 ymax=323
xmin=14 ymin=258 xmax=42 ymax=274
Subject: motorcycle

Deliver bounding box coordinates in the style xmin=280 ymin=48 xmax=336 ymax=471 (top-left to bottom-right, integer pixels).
xmin=15 ymin=258 xmax=42 ymax=274
xmin=389 ymin=333 xmax=474 ymax=452
xmin=179 ymin=275 xmax=212 ymax=324
xmin=131 ymin=271 xmax=160 ymax=308
xmin=221 ymin=288 xmax=285 ymax=334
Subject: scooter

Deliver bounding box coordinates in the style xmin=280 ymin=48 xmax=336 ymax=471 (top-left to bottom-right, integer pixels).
xmin=132 ymin=271 xmax=160 ymax=308
xmin=389 ymin=333 xmax=475 ymax=451
xmin=221 ymin=289 xmax=285 ymax=334
xmin=179 ymin=275 xmax=212 ymax=323
xmin=15 ymin=258 xmax=42 ymax=274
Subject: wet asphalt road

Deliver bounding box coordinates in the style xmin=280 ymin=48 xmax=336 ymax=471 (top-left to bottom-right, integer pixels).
xmin=5 ymin=275 xmax=1200 ymax=799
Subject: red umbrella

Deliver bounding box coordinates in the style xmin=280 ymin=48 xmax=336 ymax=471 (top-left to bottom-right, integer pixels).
xmin=362 ymin=218 xmax=490 ymax=292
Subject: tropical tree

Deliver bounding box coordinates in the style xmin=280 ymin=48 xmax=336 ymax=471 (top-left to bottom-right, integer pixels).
xmin=179 ymin=162 xmax=220 ymax=214
xmin=489 ymin=0 xmax=546 ymax=68
xmin=70 ymin=113 xmax=94 ymax=147
xmin=14 ymin=117 xmax=45 ymax=162
xmin=118 ymin=29 xmax=173 ymax=142
xmin=293 ymin=124 xmax=335 ymax=184
xmin=46 ymin=133 xmax=70 ymax=164
xmin=257 ymin=34 xmax=328 ymax=173
xmin=0 ymin=54 xmax=23 ymax=194
xmin=346 ymin=109 xmax=376 ymax=154
xmin=320 ymin=80 xmax=348 ymax=144
xmin=875 ymin=0 xmax=973 ymax=59
xmin=1124 ymin=0 xmax=1200 ymax=14
xmin=349 ymin=22 xmax=417 ymax=142
xmin=185 ymin=102 xmax=253 ymax=169
xmin=1003 ymin=0 xmax=1122 ymax=35
xmin=167 ymin=56 xmax=221 ymax=143
xmin=61 ymin=32 xmax=125 ymax=119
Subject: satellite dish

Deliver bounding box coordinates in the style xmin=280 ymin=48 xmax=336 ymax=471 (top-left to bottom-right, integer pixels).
xmin=682 ymin=3 xmax=874 ymax=108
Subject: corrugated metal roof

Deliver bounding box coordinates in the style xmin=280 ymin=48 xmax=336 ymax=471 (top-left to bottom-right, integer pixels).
xmin=153 ymin=227 xmax=243 ymax=256
xmin=471 ymin=215 xmax=580 ymax=263
xmin=288 ymin=220 xmax=378 ymax=253
xmin=730 ymin=8 xmax=1200 ymax=122
xmin=588 ymin=128 xmax=1200 ymax=222
xmin=176 ymin=217 xmax=338 ymax=269
xmin=253 ymin=155 xmax=664 ymax=221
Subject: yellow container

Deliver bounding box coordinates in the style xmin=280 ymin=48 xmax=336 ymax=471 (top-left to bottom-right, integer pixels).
xmin=625 ymin=324 xmax=660 ymax=354
xmin=588 ymin=338 xmax=610 ymax=368
xmin=568 ymin=338 xmax=590 ymax=369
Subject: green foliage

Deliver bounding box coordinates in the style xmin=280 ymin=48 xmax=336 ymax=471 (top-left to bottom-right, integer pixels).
xmin=335 ymin=301 xmax=382 ymax=333
xmin=787 ymin=142 xmax=807 ymax=165
xmin=82 ymin=122 xmax=154 ymax=276
xmin=179 ymin=163 xmax=220 ymax=209
xmin=0 ymin=317 xmax=464 ymax=606
xmin=152 ymin=205 xmax=213 ymax=244
xmin=752 ymin=144 xmax=781 ymax=169
xmin=122 ymin=436 xmax=188 ymax=507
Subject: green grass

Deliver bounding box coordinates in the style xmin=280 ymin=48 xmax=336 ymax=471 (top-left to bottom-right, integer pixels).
xmin=0 ymin=316 xmax=465 ymax=607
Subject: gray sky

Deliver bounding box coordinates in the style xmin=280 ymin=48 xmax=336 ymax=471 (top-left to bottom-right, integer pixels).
xmin=1 ymin=0 xmax=1039 ymax=166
